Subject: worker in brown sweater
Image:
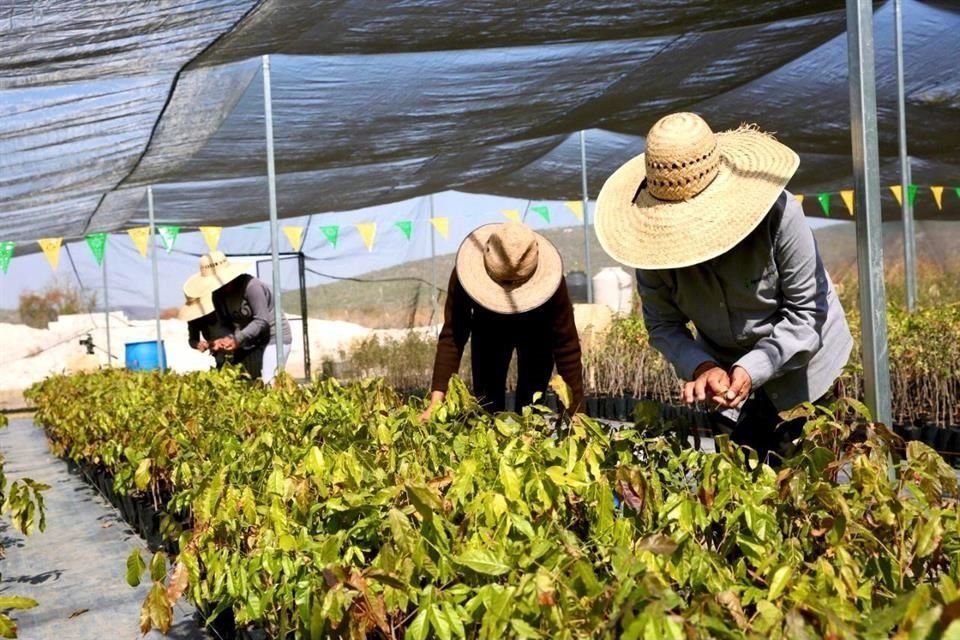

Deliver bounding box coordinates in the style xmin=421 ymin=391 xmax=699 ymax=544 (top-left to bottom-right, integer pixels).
xmin=421 ymin=222 xmax=584 ymax=420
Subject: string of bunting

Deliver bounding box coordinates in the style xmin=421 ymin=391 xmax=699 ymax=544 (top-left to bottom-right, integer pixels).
xmin=4 ymin=185 xmax=959 ymax=274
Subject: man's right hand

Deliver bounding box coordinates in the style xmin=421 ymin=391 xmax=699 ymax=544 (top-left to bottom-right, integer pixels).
xmin=683 ymin=362 xmax=731 ymax=406
xmin=196 ymin=340 xmax=209 ymax=353
xmin=419 ymin=391 xmax=446 ymax=423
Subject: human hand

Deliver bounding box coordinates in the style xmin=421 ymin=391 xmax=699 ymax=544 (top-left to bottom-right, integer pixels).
xmin=683 ymin=362 xmax=731 ymax=407
xmin=419 ymin=391 xmax=445 ymax=423
xmin=213 ymin=336 xmax=238 ymax=353
xmin=196 ymin=340 xmax=209 ymax=353
xmin=723 ymin=366 xmax=752 ymax=409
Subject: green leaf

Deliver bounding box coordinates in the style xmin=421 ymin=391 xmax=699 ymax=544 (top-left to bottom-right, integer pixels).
xmin=0 ymin=596 xmax=37 ymax=610
xmin=455 ymin=549 xmax=511 ymax=576
xmin=499 ymin=459 xmax=522 ymax=502
xmin=150 ymin=551 xmax=167 ymax=582
xmin=0 ymin=614 xmax=16 ymax=639
xmin=407 ymin=483 xmax=443 ymax=518
xmin=126 ymin=549 xmax=146 ymax=587
xmin=510 ymin=619 xmax=544 ymax=639
xmin=441 ymin=602 xmax=466 ymax=639
xmin=134 ymin=458 xmax=152 ymax=491
xmin=407 ymin=608 xmax=430 ymax=640
xmin=768 ymin=565 xmax=793 ymax=600
xmin=431 ymin=605 xmax=453 ymax=640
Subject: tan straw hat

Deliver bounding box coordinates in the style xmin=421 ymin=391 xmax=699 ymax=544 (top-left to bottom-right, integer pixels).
xmin=595 ymin=112 xmax=799 ymax=269
xmin=456 ymin=222 xmax=563 ymax=314
xmin=183 ymin=251 xmax=251 ymax=299
xmin=177 ymin=293 xmax=216 ymax=322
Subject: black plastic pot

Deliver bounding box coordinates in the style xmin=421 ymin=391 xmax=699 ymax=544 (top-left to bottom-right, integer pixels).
xmin=936 ymin=427 xmax=952 ymax=457
xmin=544 ymin=391 xmax=558 ymax=412
xmin=904 ymin=425 xmax=922 ymax=442
xmin=922 ymin=423 xmax=940 ymax=448
xmin=948 ymin=426 xmax=960 ymax=467
xmin=614 ymin=396 xmax=628 ymax=422
xmin=586 ymin=395 xmax=599 ymax=418
xmin=603 ymin=396 xmax=617 ymax=421
xmin=625 ymin=395 xmax=637 ymax=422
xmin=504 ymin=391 xmax=516 ymax=413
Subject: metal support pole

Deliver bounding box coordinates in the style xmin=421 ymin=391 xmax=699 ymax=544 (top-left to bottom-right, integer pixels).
xmin=894 ymin=0 xmax=917 ymax=312
xmin=262 ymin=54 xmax=285 ymax=373
xmin=102 ymin=238 xmax=112 ymax=366
xmin=298 ymin=252 xmax=311 ymax=380
xmin=846 ymin=0 xmax=892 ymax=425
xmin=147 ymin=186 xmax=165 ymax=371
xmin=429 ymin=194 xmax=439 ymax=332
xmin=579 ymin=131 xmax=593 ymax=303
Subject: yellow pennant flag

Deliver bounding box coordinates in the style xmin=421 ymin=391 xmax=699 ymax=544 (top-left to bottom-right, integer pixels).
xmin=889 ymin=184 xmax=903 ymax=206
xmin=564 ymin=200 xmax=584 ymax=221
xmin=794 ymin=193 xmax=805 ymax=207
xmin=37 ymin=237 xmax=62 ymax=271
xmin=128 ymin=227 xmax=151 ymax=258
xmin=429 ymin=217 xmax=450 ymax=239
xmin=283 ymin=226 xmax=304 ymax=252
xmin=501 ymin=209 xmax=522 ymax=223
xmin=840 ymin=190 xmax=854 ymax=216
xmin=199 ymin=226 xmax=222 ymax=252
xmin=355 ymin=223 xmax=376 ymax=251
xmin=931 ymin=186 xmax=944 ymax=210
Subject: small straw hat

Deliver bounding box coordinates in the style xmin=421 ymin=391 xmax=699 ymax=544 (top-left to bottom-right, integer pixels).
xmin=183 ymin=251 xmax=251 ymax=299
xmin=177 ymin=293 xmax=216 ymax=322
xmin=595 ymin=112 xmax=799 ymax=269
xmin=456 ymin=222 xmax=563 ymax=314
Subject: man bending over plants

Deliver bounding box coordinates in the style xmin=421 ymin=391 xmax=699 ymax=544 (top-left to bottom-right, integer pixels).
xmin=594 ymin=112 xmax=853 ymax=464
xmin=421 ymin=222 xmax=584 ymax=420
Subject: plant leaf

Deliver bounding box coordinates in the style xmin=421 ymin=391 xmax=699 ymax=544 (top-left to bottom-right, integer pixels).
xmin=134 ymin=458 xmax=152 ymax=491
xmin=126 ymin=549 xmax=146 ymax=587
xmin=0 ymin=596 xmax=37 ymax=610
xmin=768 ymin=565 xmax=793 ymax=600
xmin=455 ymin=549 xmax=511 ymax=576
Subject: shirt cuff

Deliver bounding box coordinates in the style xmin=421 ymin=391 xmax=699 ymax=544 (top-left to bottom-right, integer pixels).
xmin=735 ymin=350 xmax=775 ymax=389
xmin=675 ymin=346 xmax=720 ymax=381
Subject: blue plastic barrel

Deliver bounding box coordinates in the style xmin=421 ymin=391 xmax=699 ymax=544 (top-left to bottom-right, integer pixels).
xmin=125 ymin=340 xmax=167 ymax=371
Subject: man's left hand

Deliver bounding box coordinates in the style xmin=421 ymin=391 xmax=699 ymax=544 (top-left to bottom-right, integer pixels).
xmin=213 ymin=336 xmax=238 ymax=353
xmin=722 ymin=366 xmax=752 ymax=409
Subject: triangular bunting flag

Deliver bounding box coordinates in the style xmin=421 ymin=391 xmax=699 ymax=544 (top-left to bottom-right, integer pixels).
xmin=429 ymin=217 xmax=449 ymax=239
xmin=839 ymin=190 xmax=854 ymax=216
xmin=955 ymin=187 xmax=960 ymax=201
xmin=320 ymin=225 xmax=340 ymax=248
xmin=564 ymin=201 xmax=584 ymax=221
xmin=199 ymin=226 xmax=222 ymax=252
xmin=38 ymin=237 xmax=62 ymax=271
xmin=907 ymin=184 xmax=918 ymax=207
xmin=395 ymin=220 xmax=413 ymax=240
xmin=157 ymin=225 xmax=180 ymax=253
xmin=356 ymin=223 xmax=377 ymax=251
xmin=530 ymin=205 xmax=550 ymax=223
xmin=817 ymin=193 xmax=831 ymax=217
xmin=931 ymin=186 xmax=944 ymax=210
xmin=283 ymin=226 xmax=304 ymax=252
xmin=0 ymin=241 xmax=14 ymax=274
xmin=85 ymin=233 xmax=108 ymax=266
xmin=128 ymin=227 xmax=151 ymax=258
xmin=501 ymin=209 xmax=522 ymax=223
xmin=889 ymin=184 xmax=903 ymax=206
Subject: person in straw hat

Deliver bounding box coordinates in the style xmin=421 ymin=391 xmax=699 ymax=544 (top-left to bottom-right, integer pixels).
xmin=595 ymin=112 xmax=853 ymax=464
xmin=178 ymin=293 xmax=231 ymax=369
xmin=183 ymin=251 xmax=292 ymax=383
xmin=421 ymin=222 xmax=584 ymax=420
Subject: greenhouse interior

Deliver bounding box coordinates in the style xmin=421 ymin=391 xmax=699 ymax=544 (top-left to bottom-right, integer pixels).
xmin=1 ymin=0 xmax=960 ymax=638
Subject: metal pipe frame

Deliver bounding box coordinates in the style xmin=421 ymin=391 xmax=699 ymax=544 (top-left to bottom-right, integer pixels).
xmin=579 ymin=131 xmax=593 ymax=303
xmin=894 ymin=0 xmax=917 ymax=312
xmin=262 ymin=54 xmax=286 ymax=375
xmin=147 ymin=186 xmax=165 ymax=371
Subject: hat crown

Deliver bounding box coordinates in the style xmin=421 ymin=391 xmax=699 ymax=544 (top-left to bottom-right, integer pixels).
xmin=199 ymin=251 xmax=229 ymax=277
xmin=644 ymin=112 xmax=720 ymax=202
xmin=483 ymin=223 xmax=539 ymax=287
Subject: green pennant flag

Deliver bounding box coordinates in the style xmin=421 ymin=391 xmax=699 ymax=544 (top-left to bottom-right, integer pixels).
xmin=530 ymin=205 xmax=551 ymax=223
xmin=395 ymin=220 xmax=413 ymax=240
xmin=955 ymin=186 xmax=960 ymax=201
xmin=907 ymin=183 xmax=918 ymax=207
xmin=0 ymin=241 xmax=14 ymax=274
xmin=85 ymin=233 xmax=108 ymax=266
xmin=157 ymin=225 xmax=180 ymax=253
xmin=320 ymin=225 xmax=340 ymax=248
xmin=817 ymin=193 xmax=831 ymax=217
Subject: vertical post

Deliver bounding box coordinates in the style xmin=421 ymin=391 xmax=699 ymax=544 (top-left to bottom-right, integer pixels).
xmin=894 ymin=0 xmax=917 ymax=311
xmin=262 ymin=54 xmax=285 ymax=372
xmin=147 ymin=186 xmax=165 ymax=371
xmin=846 ymin=0 xmax=892 ymax=425
xmin=579 ymin=131 xmax=593 ymax=303
xmin=298 ymin=252 xmax=311 ymax=380
xmin=429 ymin=194 xmax=439 ymax=332
xmin=101 ymin=238 xmax=112 ymax=366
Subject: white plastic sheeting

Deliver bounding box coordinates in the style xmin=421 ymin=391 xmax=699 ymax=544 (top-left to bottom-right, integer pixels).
xmin=1 ymin=0 xmax=959 ymax=247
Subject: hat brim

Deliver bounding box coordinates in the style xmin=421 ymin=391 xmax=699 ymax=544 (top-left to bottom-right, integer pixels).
xmin=183 ymin=260 xmax=251 ymax=299
xmin=177 ymin=294 xmax=216 ymax=322
xmin=595 ymin=128 xmax=799 ymax=270
xmin=455 ymin=224 xmax=563 ymax=314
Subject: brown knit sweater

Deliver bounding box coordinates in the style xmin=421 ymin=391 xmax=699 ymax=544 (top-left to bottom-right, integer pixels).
xmin=431 ymin=269 xmax=584 ymax=411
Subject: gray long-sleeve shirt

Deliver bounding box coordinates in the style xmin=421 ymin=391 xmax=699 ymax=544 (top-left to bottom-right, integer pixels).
xmin=213 ymin=275 xmax=292 ymax=349
xmin=635 ymin=191 xmax=853 ymax=410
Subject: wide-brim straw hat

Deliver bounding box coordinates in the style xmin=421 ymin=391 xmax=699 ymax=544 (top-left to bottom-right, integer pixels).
xmin=456 ymin=222 xmax=563 ymax=314
xmin=595 ymin=112 xmax=799 ymax=270
xmin=177 ymin=293 xmax=216 ymax=322
xmin=183 ymin=251 xmax=251 ymax=299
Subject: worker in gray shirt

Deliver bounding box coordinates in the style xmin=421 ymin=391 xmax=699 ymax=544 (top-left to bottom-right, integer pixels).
xmin=595 ymin=112 xmax=853 ymax=464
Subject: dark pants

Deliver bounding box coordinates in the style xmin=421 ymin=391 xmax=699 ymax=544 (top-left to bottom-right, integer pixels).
xmin=471 ymin=334 xmax=554 ymax=413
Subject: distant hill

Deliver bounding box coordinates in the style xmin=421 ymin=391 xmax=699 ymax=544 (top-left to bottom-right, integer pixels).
xmin=286 ymin=220 xmax=960 ymax=328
